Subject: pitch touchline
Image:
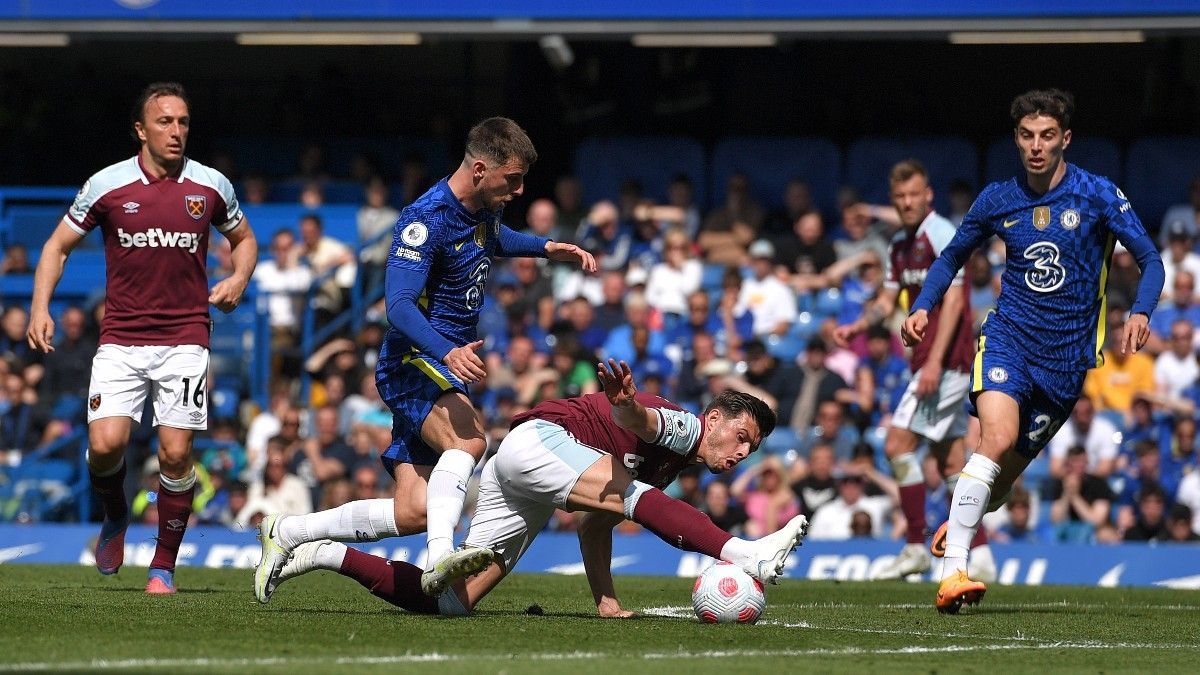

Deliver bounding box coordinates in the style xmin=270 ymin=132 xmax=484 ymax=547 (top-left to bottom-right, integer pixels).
xmin=642 ymin=606 xmax=1199 ymax=649
xmin=0 ymin=643 xmax=1186 ymax=672
xmin=769 ymin=602 xmax=1200 ymax=611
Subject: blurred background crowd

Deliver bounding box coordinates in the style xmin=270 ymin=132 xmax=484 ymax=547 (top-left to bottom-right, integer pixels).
xmin=2 ymin=142 xmax=1200 ymax=548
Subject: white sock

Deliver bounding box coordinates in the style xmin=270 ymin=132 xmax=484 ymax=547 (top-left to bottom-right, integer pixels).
xmin=890 ymin=452 xmax=923 ymax=487
xmin=313 ymin=541 xmax=348 ymax=570
xmin=277 ymin=499 xmax=398 ymax=550
xmin=944 ymin=472 xmax=960 ymax=495
xmin=159 ymin=469 xmax=197 ymax=492
xmin=718 ymin=537 xmax=756 ymax=569
xmin=943 ymin=454 xmax=1000 ymax=579
xmin=426 ymin=449 xmax=477 ymax=567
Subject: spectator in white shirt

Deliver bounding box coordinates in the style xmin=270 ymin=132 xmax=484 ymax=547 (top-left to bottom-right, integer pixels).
xmin=1160 ymin=220 xmax=1200 ymax=302
xmin=1175 ymin=470 xmax=1200 ymax=536
xmin=253 ymin=229 xmax=313 ymax=351
xmin=736 ymin=239 xmax=797 ymax=337
xmin=1048 ymin=397 xmax=1119 ymax=479
xmin=1154 ymin=319 xmax=1199 ymax=399
xmin=242 ymin=438 xmax=313 ymax=523
xmin=645 ymin=227 xmax=702 ymax=318
xmin=808 ymin=467 xmax=896 ymax=540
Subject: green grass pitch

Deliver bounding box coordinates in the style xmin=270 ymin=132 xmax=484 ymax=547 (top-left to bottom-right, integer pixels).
xmin=1 ymin=565 xmax=1198 ymax=673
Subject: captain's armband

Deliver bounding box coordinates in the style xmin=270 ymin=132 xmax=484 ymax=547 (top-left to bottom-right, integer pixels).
xmin=654 ymin=408 xmax=702 ymax=456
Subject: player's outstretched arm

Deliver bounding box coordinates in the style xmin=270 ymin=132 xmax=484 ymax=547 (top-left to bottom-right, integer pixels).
xmin=209 ymin=217 xmax=258 ymax=313
xmin=576 ymin=511 xmax=635 ymax=618
xmin=27 ymin=220 xmax=86 ymax=353
xmin=545 ymin=241 xmax=597 ymax=272
xmin=596 ymin=359 xmax=657 ymax=442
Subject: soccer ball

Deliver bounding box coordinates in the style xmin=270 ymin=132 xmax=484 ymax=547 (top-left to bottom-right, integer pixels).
xmin=691 ymin=562 xmax=766 ymax=624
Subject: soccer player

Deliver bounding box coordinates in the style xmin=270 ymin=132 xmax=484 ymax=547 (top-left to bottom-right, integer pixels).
xmin=255 ymin=118 xmax=596 ymax=600
xmin=260 ymin=360 xmax=807 ymax=617
xmin=833 ymin=160 xmax=994 ymax=582
xmin=901 ymin=89 xmax=1163 ymax=613
xmin=26 ymin=82 xmax=257 ymax=593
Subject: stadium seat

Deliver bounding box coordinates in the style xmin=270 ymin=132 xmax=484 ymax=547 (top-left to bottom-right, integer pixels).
xmin=709 ymin=137 xmax=841 ymax=218
xmin=572 ymin=136 xmax=706 ymax=207
xmin=1125 ymin=136 xmax=1200 ymax=232
xmin=268 ymin=179 xmax=366 ymax=205
xmin=241 ymin=203 xmax=361 ymax=247
xmin=985 ymin=136 xmax=1122 ymax=186
xmin=814 ymin=287 xmax=843 ymax=319
xmin=700 ymin=263 xmax=726 ymax=292
xmin=845 ymin=137 xmax=978 ymax=216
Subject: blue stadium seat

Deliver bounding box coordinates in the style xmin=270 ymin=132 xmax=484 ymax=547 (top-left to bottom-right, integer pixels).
xmin=241 ymin=203 xmax=361 ymax=247
xmin=985 ymin=136 xmax=1122 ymax=186
xmin=572 ymin=136 xmax=706 ymax=207
xmin=761 ymin=426 xmax=803 ymax=456
xmin=700 ymin=263 xmax=726 ymax=292
xmin=814 ymin=287 xmax=843 ymax=319
xmin=1 ymin=205 xmax=98 ymax=251
xmin=709 ymin=137 xmax=841 ymax=218
xmin=845 ymin=137 xmax=978 ymax=215
xmin=268 ymin=179 xmax=367 ymax=205
xmin=1125 ymin=136 xmax=1200 ymax=233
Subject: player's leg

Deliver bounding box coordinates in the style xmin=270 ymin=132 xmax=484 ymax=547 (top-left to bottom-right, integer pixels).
xmin=419 ymin=390 xmax=487 ymax=568
xmin=85 ymin=344 xmax=149 ymax=575
xmin=567 ymin=454 xmax=806 ymax=585
xmin=930 ymin=435 xmax=995 ymax=581
xmin=145 ymin=345 xmax=208 ymax=593
xmin=870 ymin=405 xmax=927 ymax=580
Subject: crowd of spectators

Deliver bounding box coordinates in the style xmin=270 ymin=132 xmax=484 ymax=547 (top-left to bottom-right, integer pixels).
xmin=2 ymin=146 xmax=1199 ymax=547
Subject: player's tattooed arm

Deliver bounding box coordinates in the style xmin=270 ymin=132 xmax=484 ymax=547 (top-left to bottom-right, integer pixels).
xmin=597 ymin=358 xmax=657 ymax=442
xmin=577 ymin=511 xmax=635 ymax=618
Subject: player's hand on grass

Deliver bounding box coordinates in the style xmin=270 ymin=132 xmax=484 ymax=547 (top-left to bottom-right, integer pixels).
xmin=596 ymin=597 xmax=636 ymax=619
xmin=900 ymin=310 xmax=928 ymax=347
xmin=209 ymin=276 xmax=248 ymax=313
xmin=1122 ymin=313 xmax=1150 ymax=355
xmin=444 ymin=340 xmax=487 ymax=384
xmin=26 ymin=310 xmax=55 ymax=353
xmin=597 ymin=358 xmax=637 ymax=407
xmin=916 ymin=361 xmax=942 ymax=399
xmin=545 ymin=241 xmax=598 ymax=273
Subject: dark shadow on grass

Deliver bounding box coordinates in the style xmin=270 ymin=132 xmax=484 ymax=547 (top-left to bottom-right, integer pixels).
xmin=270 ymin=607 xmax=383 ymax=617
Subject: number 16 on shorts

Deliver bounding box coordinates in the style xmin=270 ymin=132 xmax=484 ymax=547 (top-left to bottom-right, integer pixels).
xmin=87 ymin=344 xmax=210 ymax=430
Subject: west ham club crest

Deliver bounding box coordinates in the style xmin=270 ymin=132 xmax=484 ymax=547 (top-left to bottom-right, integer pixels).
xmin=185 ymin=194 xmax=207 ymax=220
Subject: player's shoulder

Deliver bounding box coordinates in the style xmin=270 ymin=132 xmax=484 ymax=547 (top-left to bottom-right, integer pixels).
xmin=972 ymin=178 xmax=1022 ymax=212
xmin=82 ymin=156 xmax=143 ymax=196
xmin=1068 ymin=164 xmax=1126 ymax=203
xmin=636 ymin=392 xmax=683 ymax=412
xmin=918 ymin=211 xmax=956 ymax=241
xmin=179 ymin=158 xmax=235 ymax=194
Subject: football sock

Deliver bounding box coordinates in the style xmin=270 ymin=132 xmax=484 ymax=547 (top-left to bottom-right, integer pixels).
xmin=312 ymin=540 xmax=349 ymax=570
xmin=88 ymin=455 xmax=128 ymax=522
xmin=943 ymin=454 xmax=1000 ymax=579
xmin=277 ymin=499 xmax=399 ymax=551
xmin=339 ymin=547 xmax=439 ymax=614
xmin=631 ymin=487 xmax=733 ymax=559
xmin=945 ymin=473 xmax=989 ymax=548
xmin=425 ymin=449 xmax=476 ymax=567
xmin=891 ymin=452 xmax=926 ymax=544
xmin=150 ymin=469 xmax=196 ymax=572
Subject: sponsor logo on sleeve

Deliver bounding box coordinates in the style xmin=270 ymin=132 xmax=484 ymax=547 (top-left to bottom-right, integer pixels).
xmin=395 ymin=247 xmax=422 ymax=262
xmin=185 ymin=194 xmax=207 ymax=220
xmin=401 ymin=222 xmax=428 ymax=247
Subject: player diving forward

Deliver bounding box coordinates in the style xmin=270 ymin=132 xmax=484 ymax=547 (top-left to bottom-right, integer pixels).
xmin=902 ymin=89 xmax=1163 ymax=613
xmin=260 ymin=361 xmax=807 ymax=617
xmin=256 ymin=117 xmax=596 ymax=601
xmin=834 ymin=159 xmax=994 ymax=581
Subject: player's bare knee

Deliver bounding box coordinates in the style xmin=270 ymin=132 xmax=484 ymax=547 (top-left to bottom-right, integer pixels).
xmin=87 ymin=428 xmax=128 ymax=458
xmin=977 ymin=429 xmax=1016 ymax=458
xmin=393 ymin=500 xmax=427 ymax=533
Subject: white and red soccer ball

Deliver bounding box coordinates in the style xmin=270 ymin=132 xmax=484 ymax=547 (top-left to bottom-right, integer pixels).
xmin=691 ymin=562 xmax=766 ymax=624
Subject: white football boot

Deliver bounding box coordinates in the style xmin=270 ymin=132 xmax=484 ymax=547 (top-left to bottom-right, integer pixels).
xmin=254 ymin=514 xmax=292 ymax=604
xmin=420 ymin=546 xmax=496 ymax=596
xmin=745 ymin=515 xmax=808 ymax=585
xmin=871 ymin=543 xmax=932 ymax=580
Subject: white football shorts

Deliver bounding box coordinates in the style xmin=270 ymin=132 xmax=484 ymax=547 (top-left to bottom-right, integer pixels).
xmin=87 ymin=344 xmax=209 ymax=430
xmin=889 ymin=368 xmax=970 ymax=443
xmin=464 ymin=418 xmax=605 ymax=572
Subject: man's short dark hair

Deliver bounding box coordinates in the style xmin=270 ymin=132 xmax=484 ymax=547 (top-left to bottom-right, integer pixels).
xmin=464 ymin=117 xmax=537 ymax=167
xmin=889 ymin=159 xmax=928 ymax=186
xmin=1010 ymin=89 xmax=1074 ymax=130
xmin=705 ymin=389 xmax=777 ymax=443
xmin=299 ymin=213 xmax=323 ymax=230
xmin=131 ymin=82 xmax=189 ymax=135
xmin=866 ymin=325 xmax=891 ymax=342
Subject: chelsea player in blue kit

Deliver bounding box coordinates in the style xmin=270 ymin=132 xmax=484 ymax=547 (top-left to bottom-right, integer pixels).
xmin=256 ymin=118 xmax=596 ymax=602
xmin=901 ymin=90 xmax=1164 ymax=613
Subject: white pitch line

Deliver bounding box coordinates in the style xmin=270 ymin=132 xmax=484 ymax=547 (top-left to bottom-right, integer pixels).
xmin=0 ymin=643 xmax=1187 ymax=672
xmin=642 ymin=606 xmax=1200 ymax=650
xmin=767 ymin=601 xmax=1200 ymax=612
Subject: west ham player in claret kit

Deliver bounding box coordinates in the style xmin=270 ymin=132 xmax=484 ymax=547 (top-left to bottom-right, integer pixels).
xmin=833 ymin=160 xmax=995 ymax=582
xmin=256 ymin=361 xmax=807 ymax=618
xmin=26 ymin=82 xmax=257 ymax=594
xmin=902 ymin=89 xmax=1163 ymax=613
